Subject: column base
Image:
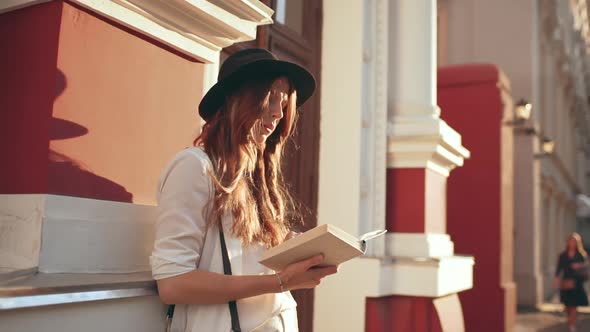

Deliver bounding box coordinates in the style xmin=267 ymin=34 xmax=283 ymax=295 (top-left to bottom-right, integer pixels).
xmin=366 ymin=293 xmax=465 ymax=332
xmin=377 ymin=255 xmax=474 ymax=298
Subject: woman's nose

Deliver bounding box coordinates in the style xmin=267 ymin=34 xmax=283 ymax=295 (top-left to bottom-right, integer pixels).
xmin=270 ymin=103 xmax=284 ymax=120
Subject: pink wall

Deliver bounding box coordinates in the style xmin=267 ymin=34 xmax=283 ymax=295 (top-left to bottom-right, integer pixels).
xmin=439 ymin=64 xmax=515 ymax=332
xmin=1 ymin=1 xmax=205 ymax=204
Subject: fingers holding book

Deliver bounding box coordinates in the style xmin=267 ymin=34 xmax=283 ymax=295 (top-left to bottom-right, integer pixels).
xmin=276 ymin=254 xmax=338 ymax=291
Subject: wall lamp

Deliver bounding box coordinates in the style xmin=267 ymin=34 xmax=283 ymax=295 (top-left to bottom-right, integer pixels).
xmin=535 ymin=137 xmax=556 ymax=158
xmin=514 ymin=99 xmax=532 ymax=122
xmin=506 ymin=99 xmax=534 ymax=133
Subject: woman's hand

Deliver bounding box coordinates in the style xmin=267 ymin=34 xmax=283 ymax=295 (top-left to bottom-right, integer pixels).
xmin=277 ymin=255 xmax=338 ymax=291
xmin=553 ymin=277 xmax=560 ymax=290
xmin=284 ymin=231 xmax=300 ymax=241
xmin=571 ymin=262 xmax=583 ymax=270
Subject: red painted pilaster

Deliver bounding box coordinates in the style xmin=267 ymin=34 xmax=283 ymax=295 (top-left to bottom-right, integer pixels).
xmin=0 ymin=1 xmax=63 ymax=194
xmin=439 ymin=64 xmax=516 ymax=332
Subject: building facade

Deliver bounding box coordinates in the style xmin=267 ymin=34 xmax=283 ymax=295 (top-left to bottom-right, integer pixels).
xmin=1 ymin=0 xmax=475 ymax=331
xmin=441 ymin=0 xmax=590 ymax=309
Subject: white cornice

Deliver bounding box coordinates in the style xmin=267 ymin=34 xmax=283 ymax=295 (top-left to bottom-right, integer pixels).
xmin=69 ymin=0 xmax=274 ymax=63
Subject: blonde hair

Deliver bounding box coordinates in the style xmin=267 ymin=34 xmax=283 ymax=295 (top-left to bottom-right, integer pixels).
xmin=566 ymin=232 xmax=588 ymax=258
xmin=194 ymin=77 xmax=300 ymax=248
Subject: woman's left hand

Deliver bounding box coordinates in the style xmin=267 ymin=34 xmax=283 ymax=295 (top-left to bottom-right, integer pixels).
xmin=284 ymin=231 xmax=300 ymax=241
xmin=571 ymin=262 xmax=583 ymax=270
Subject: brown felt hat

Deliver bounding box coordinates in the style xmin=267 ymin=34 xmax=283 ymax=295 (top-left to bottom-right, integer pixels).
xmin=198 ymin=48 xmax=316 ymax=121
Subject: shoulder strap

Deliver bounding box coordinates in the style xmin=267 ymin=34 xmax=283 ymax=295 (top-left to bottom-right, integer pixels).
xmin=219 ymin=226 xmax=242 ymax=332
xmin=165 ymin=226 xmax=241 ymax=332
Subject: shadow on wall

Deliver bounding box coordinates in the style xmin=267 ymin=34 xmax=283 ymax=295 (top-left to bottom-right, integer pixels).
xmin=48 ymin=69 xmax=132 ymax=202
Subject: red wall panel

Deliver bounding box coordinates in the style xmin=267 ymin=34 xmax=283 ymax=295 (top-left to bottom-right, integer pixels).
xmin=0 ymin=1 xmax=63 ymax=194
xmin=366 ymin=295 xmax=443 ymax=332
xmin=439 ymin=64 xmax=507 ymax=331
xmin=386 ymin=168 xmax=426 ymax=233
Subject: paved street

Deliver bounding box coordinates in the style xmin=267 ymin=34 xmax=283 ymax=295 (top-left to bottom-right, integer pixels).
xmin=516 ymin=304 xmax=590 ymax=332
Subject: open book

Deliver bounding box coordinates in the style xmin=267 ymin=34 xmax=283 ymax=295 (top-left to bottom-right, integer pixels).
xmin=259 ymin=224 xmax=386 ymax=271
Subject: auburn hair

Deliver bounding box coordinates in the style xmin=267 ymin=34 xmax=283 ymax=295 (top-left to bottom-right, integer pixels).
xmin=194 ymin=77 xmax=300 ymax=248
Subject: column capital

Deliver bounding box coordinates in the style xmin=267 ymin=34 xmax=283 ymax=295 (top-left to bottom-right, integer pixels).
xmin=387 ymin=113 xmax=470 ymax=176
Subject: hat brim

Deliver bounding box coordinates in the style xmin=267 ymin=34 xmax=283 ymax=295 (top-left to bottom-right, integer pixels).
xmin=198 ymin=59 xmax=316 ymax=121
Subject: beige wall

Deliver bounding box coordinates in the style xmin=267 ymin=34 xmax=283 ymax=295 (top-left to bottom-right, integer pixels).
xmin=445 ymin=0 xmax=534 ymax=100
xmin=314 ymin=0 xmax=381 ymax=331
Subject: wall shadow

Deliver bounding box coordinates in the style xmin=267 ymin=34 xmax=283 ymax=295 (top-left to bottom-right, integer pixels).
xmin=48 ymin=69 xmax=133 ymax=202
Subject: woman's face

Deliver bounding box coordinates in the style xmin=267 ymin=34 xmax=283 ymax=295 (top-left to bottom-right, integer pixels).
xmin=568 ymin=237 xmax=577 ymax=251
xmin=252 ymin=77 xmax=290 ymax=144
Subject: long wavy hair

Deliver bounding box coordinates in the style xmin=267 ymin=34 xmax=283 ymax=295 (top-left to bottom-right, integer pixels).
xmin=565 ymin=232 xmax=588 ymax=258
xmin=194 ymin=77 xmax=300 ymax=248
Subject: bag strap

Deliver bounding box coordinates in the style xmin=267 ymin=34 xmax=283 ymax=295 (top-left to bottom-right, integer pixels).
xmin=219 ymin=226 xmax=242 ymax=332
xmin=165 ymin=226 xmax=241 ymax=332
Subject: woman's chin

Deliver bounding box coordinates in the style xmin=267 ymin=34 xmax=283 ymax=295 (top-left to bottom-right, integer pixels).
xmin=253 ymin=134 xmax=268 ymax=145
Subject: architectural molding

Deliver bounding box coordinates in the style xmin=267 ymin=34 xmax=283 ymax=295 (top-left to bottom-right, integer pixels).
xmin=373 ymin=256 xmax=474 ymax=298
xmin=70 ymin=0 xmax=274 ymax=63
xmin=0 ymin=0 xmax=49 ymax=14
xmin=387 ymin=115 xmax=470 ymax=176
xmin=385 ymin=233 xmax=454 ymax=258
xmin=359 ymin=0 xmax=388 ymax=256
xmin=0 ymin=194 xmax=156 ymax=274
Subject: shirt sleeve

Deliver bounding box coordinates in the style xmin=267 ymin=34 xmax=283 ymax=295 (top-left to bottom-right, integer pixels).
xmin=150 ymin=149 xmax=213 ymax=280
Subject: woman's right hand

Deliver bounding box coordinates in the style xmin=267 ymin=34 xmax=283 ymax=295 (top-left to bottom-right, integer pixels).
xmin=277 ymin=255 xmax=338 ymax=291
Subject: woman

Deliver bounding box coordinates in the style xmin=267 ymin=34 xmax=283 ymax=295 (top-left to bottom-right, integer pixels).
xmin=553 ymin=232 xmax=589 ymax=332
xmin=150 ymin=48 xmax=337 ymax=332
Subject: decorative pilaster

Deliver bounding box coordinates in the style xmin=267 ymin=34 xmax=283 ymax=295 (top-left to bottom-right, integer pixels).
xmin=364 ymin=1 xmax=474 ymax=331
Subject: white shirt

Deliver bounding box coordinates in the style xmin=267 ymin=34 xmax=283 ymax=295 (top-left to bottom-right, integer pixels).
xmin=150 ymin=147 xmax=298 ymax=332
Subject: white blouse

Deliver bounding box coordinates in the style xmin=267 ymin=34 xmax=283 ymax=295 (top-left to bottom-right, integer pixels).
xmin=150 ymin=147 xmax=298 ymax=332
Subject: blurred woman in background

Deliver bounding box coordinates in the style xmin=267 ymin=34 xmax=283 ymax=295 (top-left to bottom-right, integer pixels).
xmin=554 ymin=232 xmax=589 ymax=332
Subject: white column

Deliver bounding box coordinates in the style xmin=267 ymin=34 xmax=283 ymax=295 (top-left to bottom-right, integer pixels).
xmin=387 ymin=0 xmax=469 ymax=176
xmin=384 ymin=0 xmax=473 ymax=295
xmin=388 ymin=0 xmax=437 ymax=117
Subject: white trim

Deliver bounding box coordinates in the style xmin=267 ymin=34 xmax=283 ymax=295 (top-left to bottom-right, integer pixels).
xmin=385 ymin=233 xmax=454 ymax=258
xmin=387 ymin=114 xmax=470 ymax=176
xmin=0 ymin=194 xmax=156 ymax=274
xmin=359 ymin=0 xmax=388 ymax=257
xmin=203 ymin=62 xmax=220 ymax=95
xmin=0 ymin=0 xmax=49 ymax=14
xmin=70 ymin=0 xmax=274 ymax=63
xmin=373 ymin=256 xmax=474 ymax=297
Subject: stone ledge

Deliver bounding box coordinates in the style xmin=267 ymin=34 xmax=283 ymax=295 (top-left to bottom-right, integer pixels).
xmin=0 ymin=272 xmax=156 ymax=310
xmin=0 ymin=194 xmax=157 ymax=274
